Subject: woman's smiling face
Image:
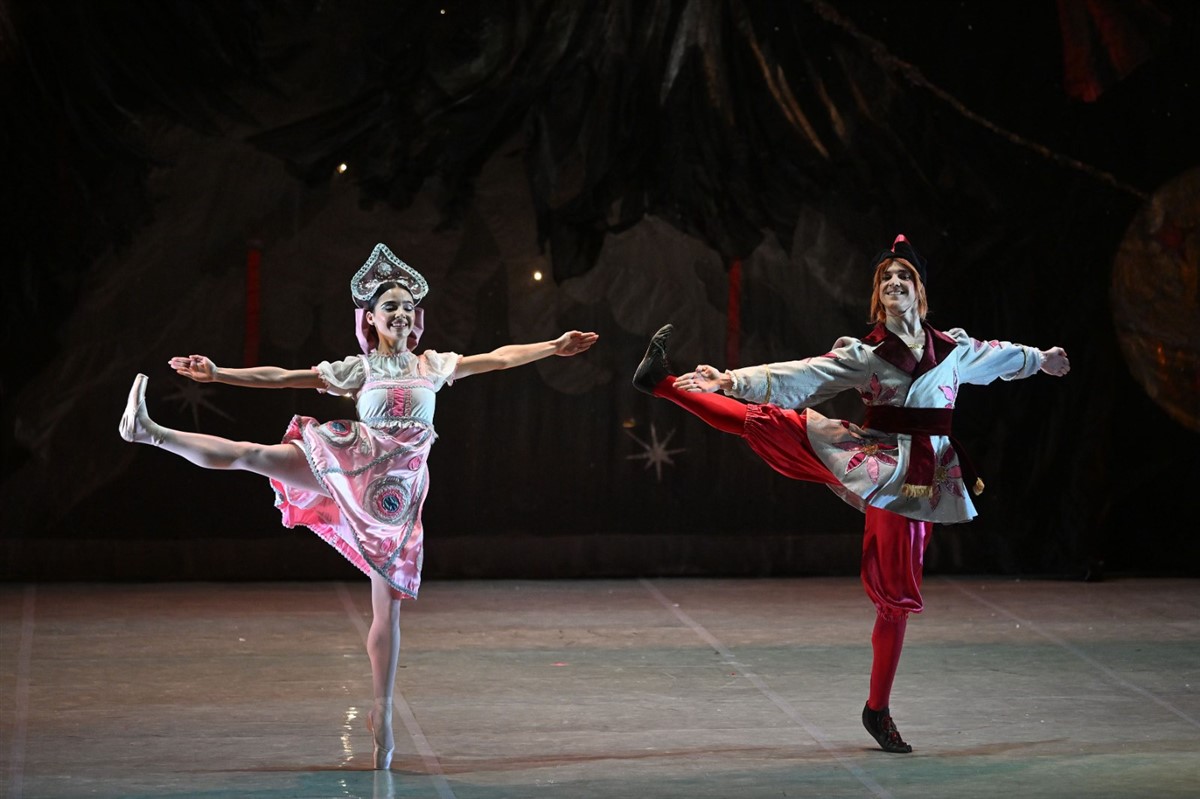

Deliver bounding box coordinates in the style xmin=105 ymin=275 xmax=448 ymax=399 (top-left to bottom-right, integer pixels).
xmin=366 ymin=286 xmax=417 ymax=349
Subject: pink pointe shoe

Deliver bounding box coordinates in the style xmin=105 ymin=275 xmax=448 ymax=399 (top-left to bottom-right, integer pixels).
xmin=118 ymin=373 xmax=163 ymax=445
xmin=366 ymin=705 xmax=394 ymax=770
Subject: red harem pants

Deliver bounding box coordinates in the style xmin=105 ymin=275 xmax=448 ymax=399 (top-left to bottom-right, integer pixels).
xmin=742 ymin=404 xmax=932 ymax=617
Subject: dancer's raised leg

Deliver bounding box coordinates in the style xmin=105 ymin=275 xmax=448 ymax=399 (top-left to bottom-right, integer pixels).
xmin=119 ymin=373 xmax=324 ymax=493
xmin=365 ymin=572 xmax=401 ymax=769
xmin=632 ymin=324 xmax=747 ymax=435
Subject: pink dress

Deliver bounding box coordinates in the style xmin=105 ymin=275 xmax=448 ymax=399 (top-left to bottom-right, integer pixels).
xmin=270 ymin=350 xmax=460 ymax=598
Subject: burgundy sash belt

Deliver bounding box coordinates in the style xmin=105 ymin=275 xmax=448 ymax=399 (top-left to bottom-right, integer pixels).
xmin=864 ymin=406 xmax=951 ymax=435
xmin=863 ymin=406 xmax=983 ymax=497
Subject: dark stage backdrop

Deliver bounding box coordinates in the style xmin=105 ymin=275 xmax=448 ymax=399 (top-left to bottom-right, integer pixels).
xmin=2 ymin=0 xmax=1198 ymax=582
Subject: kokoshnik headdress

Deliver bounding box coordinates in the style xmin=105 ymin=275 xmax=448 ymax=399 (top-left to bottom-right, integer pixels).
xmin=350 ymin=243 xmax=430 ymax=307
xmin=351 ymin=243 xmax=429 ymax=354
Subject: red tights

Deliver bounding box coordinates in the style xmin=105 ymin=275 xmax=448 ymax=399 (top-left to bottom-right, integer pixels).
xmin=868 ymin=612 xmax=907 ymax=711
xmin=651 ymin=375 xmax=746 ymax=434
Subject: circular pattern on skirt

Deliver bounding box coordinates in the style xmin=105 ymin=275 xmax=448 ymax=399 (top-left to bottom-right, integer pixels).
xmin=365 ymin=475 xmax=410 ymax=524
xmin=318 ymin=420 xmax=360 ymax=448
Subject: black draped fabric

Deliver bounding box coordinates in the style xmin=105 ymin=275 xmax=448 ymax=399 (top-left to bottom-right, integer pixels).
xmin=2 ymin=0 xmax=1198 ymax=580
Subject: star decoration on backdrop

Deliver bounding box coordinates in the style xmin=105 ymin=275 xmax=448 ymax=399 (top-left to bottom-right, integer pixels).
xmin=162 ymin=381 xmax=235 ymax=430
xmin=625 ymin=423 xmax=687 ymax=483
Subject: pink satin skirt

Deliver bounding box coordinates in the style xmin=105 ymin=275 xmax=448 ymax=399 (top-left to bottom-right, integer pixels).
xmin=270 ymin=415 xmax=435 ymax=599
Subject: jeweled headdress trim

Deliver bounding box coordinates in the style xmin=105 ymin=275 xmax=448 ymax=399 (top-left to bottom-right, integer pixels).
xmin=350 ymin=243 xmax=430 ymax=307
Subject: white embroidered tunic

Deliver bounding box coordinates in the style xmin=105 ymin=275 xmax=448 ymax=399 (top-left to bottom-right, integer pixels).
xmin=725 ymin=324 xmax=1044 ymax=523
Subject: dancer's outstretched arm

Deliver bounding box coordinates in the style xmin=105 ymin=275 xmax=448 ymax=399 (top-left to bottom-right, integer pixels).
xmin=453 ymin=330 xmax=598 ymax=379
xmin=679 ymin=345 xmax=1070 ymax=397
xmin=169 ymin=355 xmax=325 ymax=389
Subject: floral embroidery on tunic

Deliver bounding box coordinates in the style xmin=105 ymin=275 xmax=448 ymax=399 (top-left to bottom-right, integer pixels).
xmin=939 ymin=369 xmax=959 ymax=407
xmin=859 ymin=373 xmax=898 ymax=405
xmin=929 ymin=447 xmax=964 ymax=509
xmin=835 ymin=437 xmax=898 ymax=483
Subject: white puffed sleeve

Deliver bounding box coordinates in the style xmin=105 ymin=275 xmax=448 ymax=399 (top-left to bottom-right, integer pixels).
xmin=417 ymin=350 xmax=462 ymax=391
xmin=314 ymin=355 xmax=366 ymax=396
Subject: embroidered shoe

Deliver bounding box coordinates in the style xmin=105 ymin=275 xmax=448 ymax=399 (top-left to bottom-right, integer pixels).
xmin=862 ymin=703 xmax=913 ymax=753
xmin=632 ymin=324 xmax=674 ymax=395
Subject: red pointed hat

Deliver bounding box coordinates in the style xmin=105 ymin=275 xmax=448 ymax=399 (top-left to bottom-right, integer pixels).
xmin=870 ymin=234 xmax=927 ymax=285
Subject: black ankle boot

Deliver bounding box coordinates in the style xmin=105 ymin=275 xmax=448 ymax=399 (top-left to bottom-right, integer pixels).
xmin=862 ymin=703 xmax=912 ymax=753
xmin=632 ymin=324 xmax=675 ymax=395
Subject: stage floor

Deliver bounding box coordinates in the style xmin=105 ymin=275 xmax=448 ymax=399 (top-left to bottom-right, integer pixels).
xmin=2 ymin=577 xmax=1198 ymax=799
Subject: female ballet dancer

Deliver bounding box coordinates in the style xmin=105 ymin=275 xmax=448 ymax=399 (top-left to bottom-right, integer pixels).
xmin=120 ymin=242 xmax=598 ymax=768
xmin=633 ymin=235 xmax=1069 ymax=753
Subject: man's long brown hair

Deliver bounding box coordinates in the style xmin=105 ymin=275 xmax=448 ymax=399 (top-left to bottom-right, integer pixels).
xmin=868 ymin=257 xmax=928 ymax=324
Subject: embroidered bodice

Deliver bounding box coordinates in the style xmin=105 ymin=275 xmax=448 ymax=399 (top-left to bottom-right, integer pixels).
xmin=315 ymin=350 xmax=459 ymax=429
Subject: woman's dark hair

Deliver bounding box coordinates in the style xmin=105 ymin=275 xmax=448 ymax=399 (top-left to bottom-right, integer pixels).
xmin=367 ymin=281 xmax=411 ymax=310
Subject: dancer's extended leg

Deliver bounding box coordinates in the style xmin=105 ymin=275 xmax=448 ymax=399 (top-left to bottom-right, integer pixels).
xmin=119 ymin=373 xmax=324 ymax=494
xmin=633 ymin=325 xmax=746 ymax=434
xmin=366 ymin=572 xmax=401 ymax=769
xmin=655 ymin=380 xmax=747 ymax=434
